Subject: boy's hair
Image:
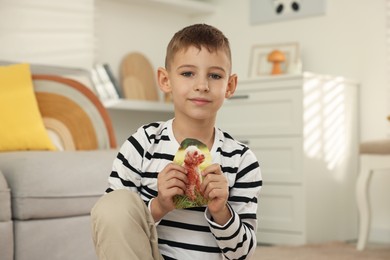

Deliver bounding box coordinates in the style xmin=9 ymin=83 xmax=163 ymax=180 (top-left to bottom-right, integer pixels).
xmin=165 ymin=24 xmax=232 ymax=71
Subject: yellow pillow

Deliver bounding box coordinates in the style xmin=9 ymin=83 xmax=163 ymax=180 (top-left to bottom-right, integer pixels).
xmin=0 ymin=63 xmax=56 ymax=151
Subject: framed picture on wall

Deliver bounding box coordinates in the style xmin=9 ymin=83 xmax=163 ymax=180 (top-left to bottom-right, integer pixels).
xmin=250 ymin=0 xmax=326 ymax=25
xmin=248 ymin=42 xmax=301 ymax=77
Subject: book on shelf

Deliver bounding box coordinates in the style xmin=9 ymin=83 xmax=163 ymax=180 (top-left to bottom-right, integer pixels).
xmin=103 ymin=63 xmax=123 ymax=98
xmin=91 ymin=63 xmax=120 ymax=100
xmin=90 ymin=68 xmax=110 ymax=100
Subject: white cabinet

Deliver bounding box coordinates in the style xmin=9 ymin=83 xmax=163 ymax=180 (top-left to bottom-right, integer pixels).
xmin=217 ymin=72 xmax=359 ymax=245
xmin=219 ymin=88 xmax=303 ymax=136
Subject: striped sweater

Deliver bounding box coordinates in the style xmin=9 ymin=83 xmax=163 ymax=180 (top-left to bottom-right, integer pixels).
xmin=106 ymin=119 xmax=262 ymax=260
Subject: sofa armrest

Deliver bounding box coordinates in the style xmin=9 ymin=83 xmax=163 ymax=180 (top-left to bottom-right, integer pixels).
xmin=0 ymin=170 xmax=11 ymax=221
xmin=0 ymin=170 xmax=13 ymax=260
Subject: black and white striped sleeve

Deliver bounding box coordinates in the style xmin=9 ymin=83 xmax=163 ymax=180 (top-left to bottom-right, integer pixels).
xmin=206 ymin=148 xmax=262 ymax=260
xmin=105 ymin=127 xmax=147 ymax=194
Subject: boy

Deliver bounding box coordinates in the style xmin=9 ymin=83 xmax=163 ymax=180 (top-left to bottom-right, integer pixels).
xmin=91 ymin=23 xmax=262 ymax=260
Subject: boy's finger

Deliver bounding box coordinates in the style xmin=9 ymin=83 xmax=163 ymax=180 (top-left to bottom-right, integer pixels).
xmin=165 ymin=163 xmax=187 ymax=173
xmin=202 ymin=163 xmax=222 ymax=176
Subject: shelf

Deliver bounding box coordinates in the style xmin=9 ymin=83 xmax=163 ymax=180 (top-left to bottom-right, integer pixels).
xmin=103 ymin=99 xmax=174 ymax=112
xmin=125 ymin=0 xmax=215 ymax=16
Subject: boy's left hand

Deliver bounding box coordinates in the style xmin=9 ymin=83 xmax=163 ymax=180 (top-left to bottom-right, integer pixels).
xmin=201 ymin=164 xmax=231 ymax=225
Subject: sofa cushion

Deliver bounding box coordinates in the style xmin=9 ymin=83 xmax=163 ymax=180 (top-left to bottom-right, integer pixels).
xmin=0 ymin=150 xmax=117 ymax=220
xmin=14 ymin=216 xmax=95 ymax=260
xmin=0 ymin=221 xmax=13 ymax=260
xmin=0 ymin=63 xmax=56 ymax=151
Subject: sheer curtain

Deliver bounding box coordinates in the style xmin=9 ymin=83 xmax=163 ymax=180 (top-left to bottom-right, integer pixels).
xmin=0 ymin=0 xmax=94 ymax=69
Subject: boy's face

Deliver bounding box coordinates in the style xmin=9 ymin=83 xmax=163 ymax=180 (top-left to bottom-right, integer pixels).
xmin=158 ymin=46 xmax=236 ymax=123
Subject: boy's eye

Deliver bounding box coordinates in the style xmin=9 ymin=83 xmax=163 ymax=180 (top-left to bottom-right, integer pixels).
xmin=181 ymin=72 xmax=193 ymax=77
xmin=209 ymin=73 xmax=222 ymax=80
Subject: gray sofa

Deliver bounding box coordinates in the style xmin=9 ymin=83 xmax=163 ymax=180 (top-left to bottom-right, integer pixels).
xmin=0 ymin=150 xmax=116 ymax=260
xmin=0 ymin=63 xmax=118 ymax=260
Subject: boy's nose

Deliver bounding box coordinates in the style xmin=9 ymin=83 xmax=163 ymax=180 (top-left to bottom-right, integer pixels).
xmin=194 ymin=81 xmax=210 ymax=92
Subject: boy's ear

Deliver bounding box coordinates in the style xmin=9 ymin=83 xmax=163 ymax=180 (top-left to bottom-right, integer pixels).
xmin=225 ymin=74 xmax=238 ymax=98
xmin=157 ymin=67 xmax=171 ymax=93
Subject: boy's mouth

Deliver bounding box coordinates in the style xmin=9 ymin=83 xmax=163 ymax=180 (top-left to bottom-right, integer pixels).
xmin=189 ymin=98 xmax=211 ymax=105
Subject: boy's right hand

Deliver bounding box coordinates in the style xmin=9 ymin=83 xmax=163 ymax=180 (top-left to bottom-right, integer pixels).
xmin=151 ymin=163 xmax=188 ymax=222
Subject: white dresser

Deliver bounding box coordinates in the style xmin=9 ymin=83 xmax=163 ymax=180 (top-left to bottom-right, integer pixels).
xmin=217 ymin=72 xmax=359 ymax=245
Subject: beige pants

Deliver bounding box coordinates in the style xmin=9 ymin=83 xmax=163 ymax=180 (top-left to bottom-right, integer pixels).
xmin=91 ymin=189 xmax=164 ymax=260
